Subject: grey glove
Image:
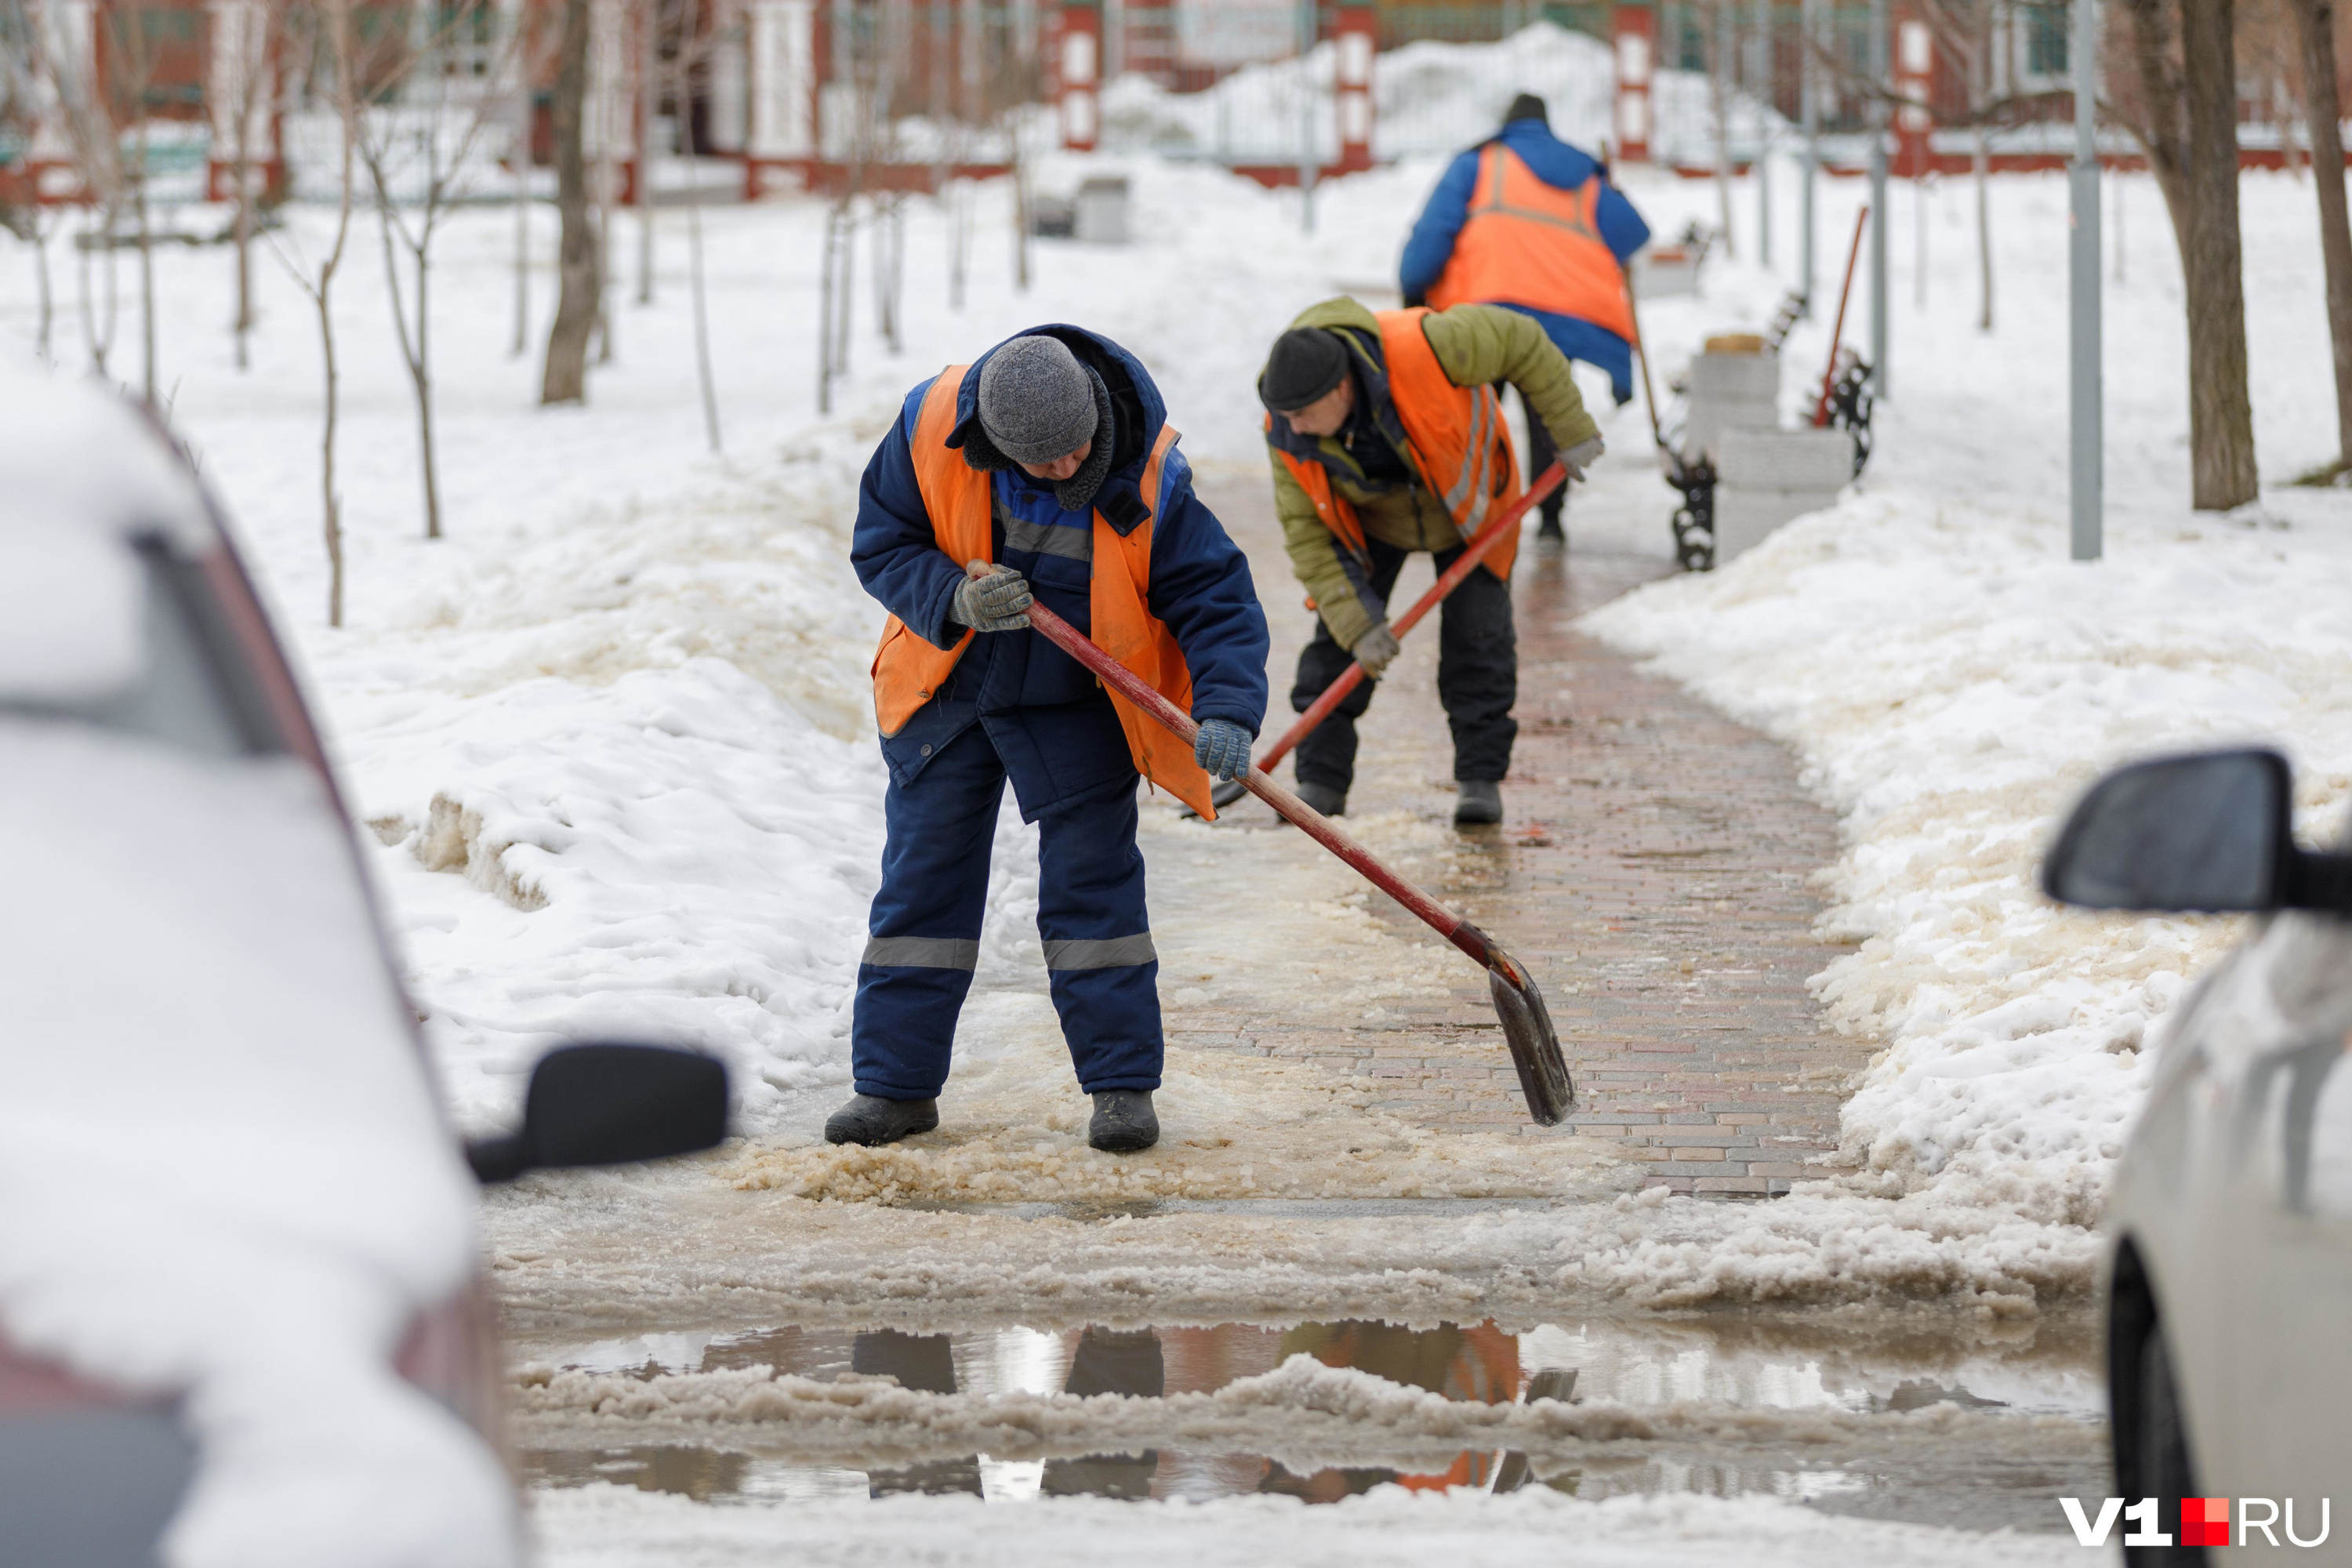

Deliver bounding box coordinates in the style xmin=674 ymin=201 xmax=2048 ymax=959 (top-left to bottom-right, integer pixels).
xmin=1559 ymin=434 xmax=1605 ymax=479
xmin=950 ymin=561 xmax=1033 ymax=632
xmin=1351 ymin=620 xmax=1402 ymax=677
xmin=1193 ymin=717 xmax=1252 ymax=782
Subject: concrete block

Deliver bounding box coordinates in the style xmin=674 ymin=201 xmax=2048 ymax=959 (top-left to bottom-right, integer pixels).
xmin=1633 ymin=249 xmax=1700 ymax=297
xmin=1076 ymin=176 xmax=1131 ymax=244
xmin=1715 ymin=426 xmax=1857 ymax=491
xmin=1714 ymin=485 xmax=1841 ymax=562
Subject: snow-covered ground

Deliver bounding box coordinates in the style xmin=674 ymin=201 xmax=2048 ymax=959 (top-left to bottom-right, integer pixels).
xmin=9 ymin=59 xmax=2350 ymax=1558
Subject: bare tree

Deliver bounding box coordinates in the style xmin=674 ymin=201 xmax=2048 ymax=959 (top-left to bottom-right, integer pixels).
xmin=220 ymin=0 xmax=288 ymax=371
xmin=356 ymin=0 xmax=525 ymax=539
xmin=2288 ymin=0 xmax=2352 ymax=473
xmin=266 ymin=0 xmax=363 ymax=624
xmin=0 ymin=17 xmax=64 ymax=358
xmin=2116 ymin=0 xmax=2257 ymax=507
xmin=671 ymin=0 xmax=719 ymax=451
xmin=542 ymin=0 xmax=598 ymax=401
xmin=17 ymin=0 xmax=126 ymax=376
xmin=1704 ymin=0 xmax=1737 ymax=256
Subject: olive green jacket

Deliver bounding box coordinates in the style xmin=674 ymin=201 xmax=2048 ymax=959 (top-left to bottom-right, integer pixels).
xmin=1264 ymin=297 xmax=1597 ymax=651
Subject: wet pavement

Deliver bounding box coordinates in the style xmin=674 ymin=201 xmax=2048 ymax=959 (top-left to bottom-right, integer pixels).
xmin=517 ymin=1310 xmax=2104 ymax=1532
xmin=1183 ymin=475 xmax=1871 ymax=1192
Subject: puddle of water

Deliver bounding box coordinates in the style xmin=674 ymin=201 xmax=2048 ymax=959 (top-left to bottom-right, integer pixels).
xmin=520 ymin=1314 xmax=2105 ymax=1531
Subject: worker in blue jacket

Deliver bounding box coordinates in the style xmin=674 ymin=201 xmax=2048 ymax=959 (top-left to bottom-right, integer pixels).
xmin=1400 ymin=93 xmax=1650 ymax=542
xmin=839 ymin=325 xmax=1269 ymax=1155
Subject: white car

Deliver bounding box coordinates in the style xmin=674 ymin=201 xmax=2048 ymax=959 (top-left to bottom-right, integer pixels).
xmin=0 ymin=369 xmax=728 ymax=1567
xmin=2045 ymin=747 xmax=2352 ymax=1565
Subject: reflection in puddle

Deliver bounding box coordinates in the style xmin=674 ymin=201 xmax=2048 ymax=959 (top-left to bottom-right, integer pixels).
xmin=521 ymin=1313 xmax=2103 ymax=1530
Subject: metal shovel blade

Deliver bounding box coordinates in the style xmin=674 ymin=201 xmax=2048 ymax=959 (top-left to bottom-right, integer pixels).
xmin=1486 ymin=948 xmax=1573 ymax=1126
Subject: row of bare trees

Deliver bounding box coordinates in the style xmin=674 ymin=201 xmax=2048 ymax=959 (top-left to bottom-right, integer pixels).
xmin=1692 ymin=0 xmax=2352 ymax=511
xmin=2 ymin=0 xmax=741 ymax=622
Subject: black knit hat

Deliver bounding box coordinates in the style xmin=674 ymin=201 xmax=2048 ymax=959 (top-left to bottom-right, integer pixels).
xmin=1504 ymin=93 xmax=1549 ymax=126
xmin=1258 ymin=328 xmax=1350 ymax=413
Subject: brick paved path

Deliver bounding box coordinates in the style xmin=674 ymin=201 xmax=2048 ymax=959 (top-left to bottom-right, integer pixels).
xmin=1181 ymin=472 xmax=1868 ymax=1196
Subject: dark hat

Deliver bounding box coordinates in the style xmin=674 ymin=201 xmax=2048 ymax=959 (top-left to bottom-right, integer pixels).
xmin=1504 ymin=93 xmax=1549 ymax=126
xmin=1258 ymin=328 xmax=1350 ymax=413
xmin=976 ymin=335 xmax=1099 ymax=465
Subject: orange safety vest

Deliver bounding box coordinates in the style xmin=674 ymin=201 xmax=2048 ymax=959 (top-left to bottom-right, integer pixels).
xmin=1272 ymin=307 xmax=1523 ymax=585
xmin=1428 ymin=143 xmax=1636 ymax=344
xmin=869 ymin=366 xmax=1218 ymax=819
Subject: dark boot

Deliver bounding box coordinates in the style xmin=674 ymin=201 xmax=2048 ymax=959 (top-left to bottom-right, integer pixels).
xmin=1454 ymin=779 xmax=1502 ymax=826
xmin=824 ymin=1094 xmax=940 ymax=1146
xmin=1088 ymin=1090 xmax=1160 ymax=1152
xmin=1294 ymin=781 xmax=1347 ymax=817
xmin=1535 ymin=510 xmax=1565 ymax=545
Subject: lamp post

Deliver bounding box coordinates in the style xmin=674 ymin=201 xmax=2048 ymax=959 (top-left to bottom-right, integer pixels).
xmin=2069 ymin=0 xmax=2102 ymax=558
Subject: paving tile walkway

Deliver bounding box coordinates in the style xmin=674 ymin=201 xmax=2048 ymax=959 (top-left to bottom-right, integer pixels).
xmin=1180 ymin=472 xmax=1870 ymax=1195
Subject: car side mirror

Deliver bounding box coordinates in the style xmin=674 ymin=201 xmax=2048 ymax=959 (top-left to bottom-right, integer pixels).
xmin=466 ymin=1044 xmax=730 ymax=1185
xmin=2043 ymin=747 xmax=2352 ymax=915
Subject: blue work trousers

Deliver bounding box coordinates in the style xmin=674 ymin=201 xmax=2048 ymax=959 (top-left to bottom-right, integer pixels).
xmin=851 ymin=722 xmax=1162 ymax=1099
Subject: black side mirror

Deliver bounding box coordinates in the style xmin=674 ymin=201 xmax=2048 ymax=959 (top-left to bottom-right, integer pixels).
xmin=2043 ymin=747 xmax=2352 ymax=915
xmin=466 ymin=1044 xmax=730 ymax=1185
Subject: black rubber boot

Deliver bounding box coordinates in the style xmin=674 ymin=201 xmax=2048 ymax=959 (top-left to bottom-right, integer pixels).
xmin=1535 ymin=511 xmax=1566 ymax=545
xmin=1294 ymin=781 xmax=1347 ymax=817
xmin=1454 ymin=779 xmax=1502 ymax=826
xmin=1088 ymin=1090 xmax=1160 ymax=1152
xmin=824 ymin=1094 xmax=940 ymax=1146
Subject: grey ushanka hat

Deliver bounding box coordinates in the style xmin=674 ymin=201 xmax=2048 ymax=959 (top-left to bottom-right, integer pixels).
xmin=976 ymin=336 xmax=1099 ymax=466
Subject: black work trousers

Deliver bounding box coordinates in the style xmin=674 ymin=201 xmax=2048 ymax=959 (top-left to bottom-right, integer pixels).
xmin=1290 ymin=536 xmax=1517 ymax=794
xmin=1518 ymin=386 xmax=1566 ymax=529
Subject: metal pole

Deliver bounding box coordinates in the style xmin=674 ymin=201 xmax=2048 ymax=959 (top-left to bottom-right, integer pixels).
xmin=1800 ymin=0 xmax=1817 ymax=308
xmin=1867 ymin=0 xmax=1888 ymax=400
xmin=2069 ymin=0 xmax=2101 ymax=559
xmin=1753 ymin=0 xmax=1771 ymax=268
xmin=1298 ymin=0 xmax=1316 ymax=233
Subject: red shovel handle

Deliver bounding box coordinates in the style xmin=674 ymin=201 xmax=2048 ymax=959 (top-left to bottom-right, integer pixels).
xmin=1009 ymin=581 xmax=1501 ymax=971
xmin=1254 ymin=460 xmax=1567 ymax=779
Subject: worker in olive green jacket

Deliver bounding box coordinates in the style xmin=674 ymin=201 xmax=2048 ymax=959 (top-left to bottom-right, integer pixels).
xmin=1258 ymin=296 xmax=1601 ymax=826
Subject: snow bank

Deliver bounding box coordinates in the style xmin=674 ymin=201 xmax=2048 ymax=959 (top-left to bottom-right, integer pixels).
xmin=1584 ymin=487 xmax=2352 ymax=1211
xmin=532 ymin=1479 xmax=2088 ymax=1568
xmin=1099 ymin=22 xmax=1779 ymax=165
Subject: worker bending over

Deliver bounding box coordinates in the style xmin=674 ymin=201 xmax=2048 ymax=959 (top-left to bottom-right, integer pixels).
xmin=837 ymin=328 xmax=1269 ymax=1153
xmin=1399 ymin=93 xmax=1649 ymax=545
xmin=1259 ymin=298 xmax=1598 ymax=826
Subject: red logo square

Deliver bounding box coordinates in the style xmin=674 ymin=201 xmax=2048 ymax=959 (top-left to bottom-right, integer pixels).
xmin=2183 ymin=1497 xmax=2230 ymax=1547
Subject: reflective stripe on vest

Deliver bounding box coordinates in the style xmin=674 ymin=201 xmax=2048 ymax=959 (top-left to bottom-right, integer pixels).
xmin=1271 ymin=308 xmax=1523 ymax=586
xmin=1427 ymin=144 xmax=1636 ymax=343
xmin=869 ymin=367 xmax=1218 ymax=818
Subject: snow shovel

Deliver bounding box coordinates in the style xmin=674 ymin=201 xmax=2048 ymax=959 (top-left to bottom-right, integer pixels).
xmin=1206 ymin=459 xmax=1569 ymax=815
xmin=1007 ymin=575 xmax=1576 ymax=1126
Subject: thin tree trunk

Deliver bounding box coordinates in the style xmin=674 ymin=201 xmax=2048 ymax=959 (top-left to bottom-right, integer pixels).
xmin=637 ymin=0 xmax=656 ymax=305
xmin=416 ymin=246 xmax=440 ymax=537
xmin=2292 ymin=0 xmax=2352 ymax=470
xmin=543 ymin=0 xmax=597 ymax=402
xmin=1974 ymin=125 xmax=1991 ymax=329
xmin=319 ymin=0 xmax=358 ymax=628
xmin=2181 ymin=0 xmax=2259 ymax=509
xmin=33 ymin=222 xmax=54 ymax=360
xmin=1709 ymin=0 xmax=1735 ymax=256
xmin=232 ymin=43 xmax=256 ymax=371
xmin=135 ymin=119 xmax=156 ymax=403
xmin=674 ymin=22 xmax=719 ymax=451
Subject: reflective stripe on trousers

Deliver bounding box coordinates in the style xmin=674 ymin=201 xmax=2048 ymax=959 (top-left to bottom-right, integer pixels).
xmin=852 ymin=719 xmax=1163 ymax=1100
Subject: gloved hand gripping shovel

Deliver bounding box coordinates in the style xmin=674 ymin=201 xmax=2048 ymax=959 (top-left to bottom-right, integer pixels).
xmin=1002 ymin=571 xmax=1575 ymax=1126
xmin=1206 ymin=459 xmax=1569 ymax=813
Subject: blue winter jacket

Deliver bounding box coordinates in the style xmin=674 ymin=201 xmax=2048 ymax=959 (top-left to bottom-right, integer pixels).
xmin=851 ymin=325 xmax=1270 ymax=818
xmin=1398 ymin=119 xmax=1653 ymax=403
